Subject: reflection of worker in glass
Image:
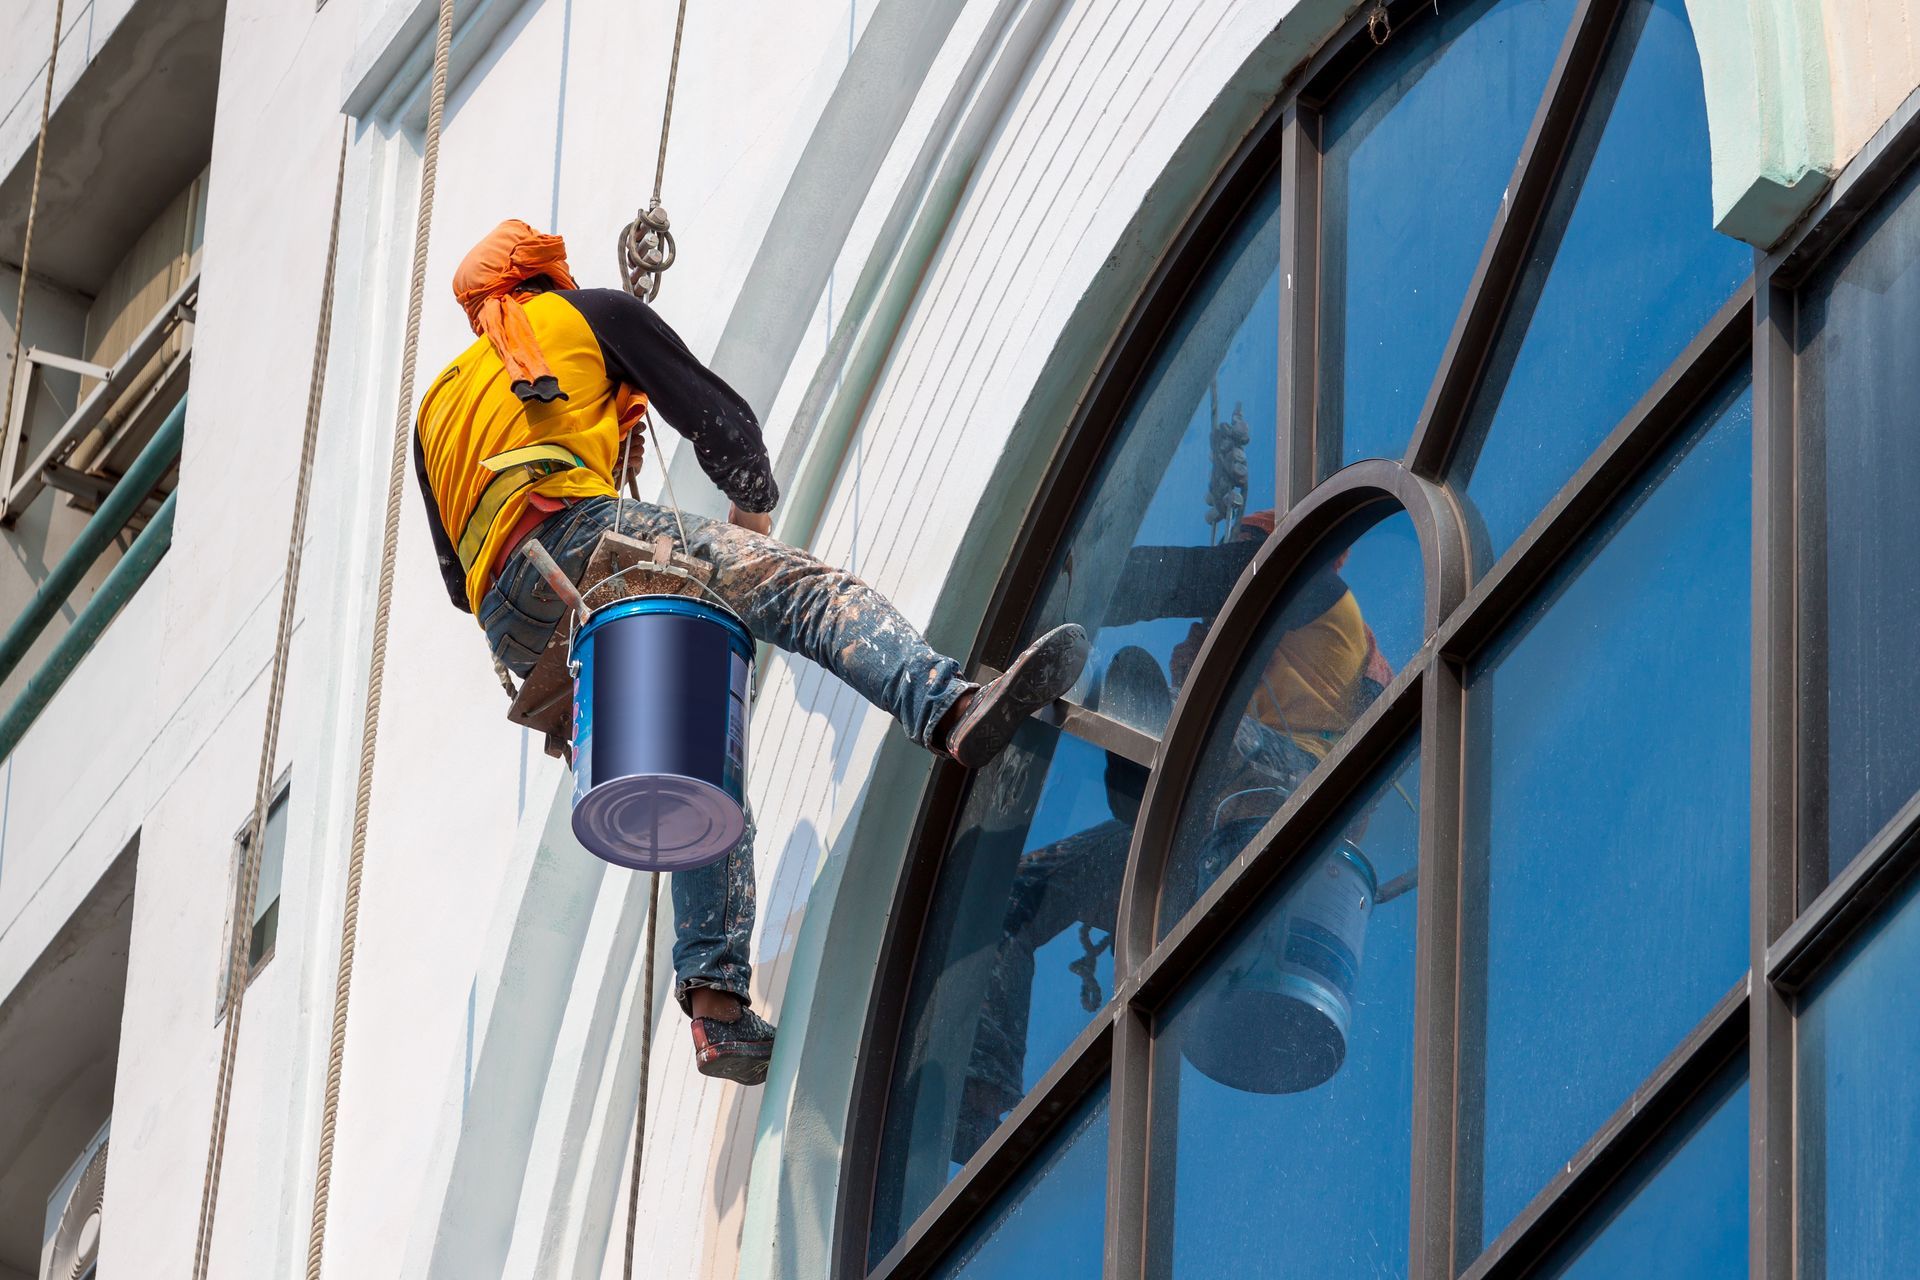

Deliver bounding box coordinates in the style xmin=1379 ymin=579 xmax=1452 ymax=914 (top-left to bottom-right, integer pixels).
xmin=953 ymin=513 xmax=1389 ymax=1153
xmin=1192 ymin=512 xmax=1393 ymax=830
xmin=1180 ymin=512 xmax=1392 ymax=904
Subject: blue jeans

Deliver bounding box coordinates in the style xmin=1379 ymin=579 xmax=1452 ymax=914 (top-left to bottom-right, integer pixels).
xmin=478 ymin=495 xmax=973 ymax=1012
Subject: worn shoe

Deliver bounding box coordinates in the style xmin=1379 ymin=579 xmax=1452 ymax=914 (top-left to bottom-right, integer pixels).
xmin=945 ymin=624 xmax=1091 ymax=769
xmin=691 ymin=1008 xmax=777 ymax=1085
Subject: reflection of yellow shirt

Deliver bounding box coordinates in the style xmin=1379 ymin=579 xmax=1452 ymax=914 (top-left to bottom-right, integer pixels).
xmin=1248 ymin=589 xmax=1369 ymax=759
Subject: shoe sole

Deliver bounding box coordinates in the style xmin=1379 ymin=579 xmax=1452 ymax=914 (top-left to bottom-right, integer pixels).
xmin=949 ymin=624 xmax=1091 ymax=769
xmin=696 ymin=1045 xmax=772 ymax=1085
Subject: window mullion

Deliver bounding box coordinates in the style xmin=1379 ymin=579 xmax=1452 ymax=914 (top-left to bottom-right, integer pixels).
xmin=1104 ymin=1003 xmax=1152 ymax=1280
xmin=1750 ymin=274 xmax=1798 ymax=1280
xmin=1409 ymin=656 xmax=1466 ymax=1278
xmin=1278 ymin=102 xmax=1321 ymax=508
xmin=1404 ymin=0 xmax=1627 ymax=480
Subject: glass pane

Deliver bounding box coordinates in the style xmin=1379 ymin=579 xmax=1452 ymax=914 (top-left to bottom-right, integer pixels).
xmin=1533 ymin=1072 xmax=1747 ymax=1279
xmin=871 ymin=725 xmax=1144 ymax=1263
xmin=1158 ymin=507 xmax=1424 ymax=933
xmin=1798 ymin=159 xmax=1920 ymax=887
xmin=1320 ymin=0 xmax=1575 ymax=474
xmin=1799 ymin=872 xmax=1920 ymax=1279
xmin=253 ymin=786 xmax=290 ymax=929
xmin=1453 ymin=0 xmax=1750 ymax=572
xmin=1148 ymin=741 xmax=1421 ymax=1278
xmin=930 ymin=1092 xmax=1109 ymax=1280
xmin=1460 ymin=377 xmax=1750 ymax=1253
xmin=1020 ymin=180 xmax=1280 ymax=736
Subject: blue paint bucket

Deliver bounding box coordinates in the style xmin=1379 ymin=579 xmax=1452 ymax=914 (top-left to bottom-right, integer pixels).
xmin=570 ymin=595 xmax=753 ymax=871
xmin=1181 ymin=839 xmax=1377 ymax=1094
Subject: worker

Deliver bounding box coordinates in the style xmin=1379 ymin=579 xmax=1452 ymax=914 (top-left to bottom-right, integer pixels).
xmin=413 ymin=221 xmax=1089 ymax=1084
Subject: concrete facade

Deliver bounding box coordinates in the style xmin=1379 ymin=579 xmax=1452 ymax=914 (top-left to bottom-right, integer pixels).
xmin=1 ymin=0 xmax=1917 ymax=1276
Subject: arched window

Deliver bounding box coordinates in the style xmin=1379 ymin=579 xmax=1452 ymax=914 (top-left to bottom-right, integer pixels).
xmin=842 ymin=0 xmax=1784 ymax=1270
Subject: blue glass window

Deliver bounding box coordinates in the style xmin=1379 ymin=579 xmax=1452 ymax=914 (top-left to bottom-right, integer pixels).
xmin=1453 ymin=0 xmax=1749 ymax=571
xmin=1158 ymin=507 xmax=1424 ymax=933
xmin=1798 ymin=873 xmax=1920 ymax=1279
xmin=1798 ymin=159 xmax=1920 ymax=886
xmin=870 ymin=726 xmax=1143 ymax=1263
xmin=1020 ymin=180 xmax=1280 ymax=737
xmin=1533 ymin=1072 xmax=1748 ymax=1279
xmin=1460 ymin=378 xmax=1750 ymax=1251
xmin=931 ymin=1092 xmax=1109 ymax=1279
xmin=1320 ymin=0 xmax=1575 ymax=473
xmin=1147 ymin=742 xmax=1421 ymax=1277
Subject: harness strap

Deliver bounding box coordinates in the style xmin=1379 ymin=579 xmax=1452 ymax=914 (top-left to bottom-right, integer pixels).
xmin=456 ymin=443 xmax=582 ymax=573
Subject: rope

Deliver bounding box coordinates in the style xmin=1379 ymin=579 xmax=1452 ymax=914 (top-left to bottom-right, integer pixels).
xmin=305 ymin=1 xmax=455 ymax=1273
xmin=3 ymin=0 xmax=66 ymax=440
xmin=651 ymin=0 xmax=689 ymax=205
xmin=621 ymin=872 xmax=661 ymax=1280
xmin=616 ymin=0 xmax=691 ymax=301
xmin=189 ymin=121 xmax=350 ymax=1280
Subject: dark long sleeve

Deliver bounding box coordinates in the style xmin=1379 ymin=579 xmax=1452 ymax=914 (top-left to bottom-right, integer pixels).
xmin=1104 ymin=539 xmax=1262 ymax=627
xmin=414 ymin=427 xmax=471 ymax=612
xmin=560 ymin=287 xmax=779 ymax=512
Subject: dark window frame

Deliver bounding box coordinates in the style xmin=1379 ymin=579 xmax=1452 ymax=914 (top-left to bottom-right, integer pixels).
xmin=840 ymin=0 xmax=1920 ymax=1274
xmin=216 ymin=769 xmax=291 ymax=1019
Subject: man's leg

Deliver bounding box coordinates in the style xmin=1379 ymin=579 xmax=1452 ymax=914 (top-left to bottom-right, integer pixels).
xmin=670 ymin=831 xmax=776 ymax=1084
xmin=957 ymin=819 xmax=1132 ymax=1157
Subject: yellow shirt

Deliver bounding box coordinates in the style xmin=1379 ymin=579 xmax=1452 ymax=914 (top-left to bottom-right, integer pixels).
xmin=415 ymin=291 xmax=645 ymax=613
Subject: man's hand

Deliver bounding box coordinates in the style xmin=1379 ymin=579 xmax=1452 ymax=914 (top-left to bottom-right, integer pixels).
xmin=728 ymin=504 xmax=773 ymax=536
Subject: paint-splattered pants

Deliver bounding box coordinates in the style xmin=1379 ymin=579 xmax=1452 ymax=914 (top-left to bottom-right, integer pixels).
xmin=478 ymin=495 xmax=974 ymax=1012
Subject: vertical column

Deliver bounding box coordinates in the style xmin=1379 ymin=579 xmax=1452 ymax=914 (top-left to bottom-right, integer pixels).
xmin=1276 ymin=104 xmax=1321 ymax=510
xmin=1749 ymin=272 xmax=1797 ymax=1280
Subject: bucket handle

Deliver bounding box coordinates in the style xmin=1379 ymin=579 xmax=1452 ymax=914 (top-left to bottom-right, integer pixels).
xmin=1212 ymin=785 xmax=1292 ymax=831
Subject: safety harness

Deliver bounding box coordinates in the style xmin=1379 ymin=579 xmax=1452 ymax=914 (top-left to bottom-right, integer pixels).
xmin=454 ymin=442 xmax=585 ymax=575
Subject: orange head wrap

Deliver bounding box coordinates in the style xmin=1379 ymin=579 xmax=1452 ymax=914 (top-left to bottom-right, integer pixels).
xmin=453 ymin=220 xmax=581 ymax=402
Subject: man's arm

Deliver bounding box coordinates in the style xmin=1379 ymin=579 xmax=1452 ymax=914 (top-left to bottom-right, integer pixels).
xmin=561 ymin=288 xmax=778 ymax=513
xmin=413 ymin=428 xmax=472 ymax=612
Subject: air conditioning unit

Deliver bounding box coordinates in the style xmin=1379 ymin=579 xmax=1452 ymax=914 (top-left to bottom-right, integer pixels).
xmin=39 ymin=1122 xmax=108 ymax=1280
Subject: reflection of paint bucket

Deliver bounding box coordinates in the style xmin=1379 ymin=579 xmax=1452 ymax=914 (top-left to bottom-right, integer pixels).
xmin=570 ymin=596 xmax=753 ymax=871
xmin=1182 ymin=839 xmax=1377 ymax=1094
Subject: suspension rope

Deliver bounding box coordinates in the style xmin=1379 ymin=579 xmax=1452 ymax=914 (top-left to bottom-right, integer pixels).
xmin=617 ymin=0 xmax=691 ymax=301
xmin=305 ymin=1 xmax=455 ymax=1273
xmin=4 ymin=0 xmax=66 ymax=439
xmin=190 ymin=121 xmax=351 ymax=1280
xmin=621 ymin=872 xmax=661 ymax=1280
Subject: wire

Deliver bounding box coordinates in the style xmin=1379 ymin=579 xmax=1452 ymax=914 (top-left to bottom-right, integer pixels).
xmin=621 ymin=872 xmax=661 ymax=1280
xmin=652 ymin=0 xmax=690 ymax=206
xmin=644 ymin=412 xmax=690 ymax=551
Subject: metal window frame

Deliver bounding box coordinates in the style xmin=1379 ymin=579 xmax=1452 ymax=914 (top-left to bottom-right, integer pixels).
xmin=841 ymin=1 xmax=1920 ymax=1275
xmin=215 ymin=768 xmax=292 ymax=1020
xmin=0 ymin=270 xmax=199 ymax=526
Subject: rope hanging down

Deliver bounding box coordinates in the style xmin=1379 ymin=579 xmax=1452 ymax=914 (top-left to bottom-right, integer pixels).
xmin=4 ymin=0 xmax=67 ymax=441
xmin=617 ymin=0 xmax=690 ymax=301
xmin=190 ymin=123 xmax=351 ymax=1280
xmin=305 ymin=0 xmax=455 ymax=1273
